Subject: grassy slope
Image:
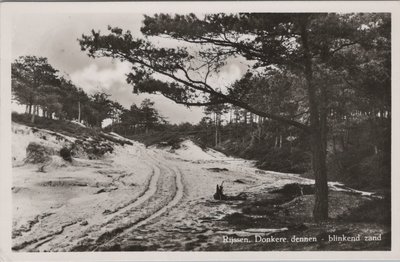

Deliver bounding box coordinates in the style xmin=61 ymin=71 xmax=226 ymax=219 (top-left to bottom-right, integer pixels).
xmin=12 ymin=113 xmax=99 ymax=140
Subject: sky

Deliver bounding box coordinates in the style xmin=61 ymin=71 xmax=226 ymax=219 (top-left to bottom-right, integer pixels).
xmin=11 ymin=12 xmax=248 ymax=124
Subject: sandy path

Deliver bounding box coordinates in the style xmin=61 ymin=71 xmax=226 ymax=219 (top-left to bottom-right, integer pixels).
xmin=87 ymin=150 xmax=186 ymax=251
xmin=82 ymin=147 xmax=291 ymax=251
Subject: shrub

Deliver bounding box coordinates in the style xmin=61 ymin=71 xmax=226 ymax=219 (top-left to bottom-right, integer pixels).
xmin=60 ymin=147 xmax=72 ymax=162
xmin=25 ymin=142 xmax=52 ymax=164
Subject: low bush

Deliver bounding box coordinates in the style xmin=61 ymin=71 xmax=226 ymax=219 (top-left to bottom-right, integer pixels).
xmin=60 ymin=147 xmax=72 ymax=162
xmin=25 ymin=142 xmax=52 ymax=164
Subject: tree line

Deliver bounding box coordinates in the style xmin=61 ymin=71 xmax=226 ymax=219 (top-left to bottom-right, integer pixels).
xmin=11 ymin=56 xmax=165 ymax=130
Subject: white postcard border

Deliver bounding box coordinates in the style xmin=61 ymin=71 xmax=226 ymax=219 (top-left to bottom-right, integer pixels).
xmin=1 ymin=1 xmax=399 ymax=261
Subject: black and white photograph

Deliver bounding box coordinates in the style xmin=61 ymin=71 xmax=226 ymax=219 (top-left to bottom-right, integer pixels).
xmin=0 ymin=1 xmax=399 ymax=259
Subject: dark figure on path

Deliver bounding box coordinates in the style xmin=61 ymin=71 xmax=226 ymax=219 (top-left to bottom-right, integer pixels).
xmin=214 ymin=183 xmax=227 ymax=200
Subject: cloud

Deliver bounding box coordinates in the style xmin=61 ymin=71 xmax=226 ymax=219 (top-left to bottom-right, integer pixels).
xmin=69 ymin=61 xmax=204 ymax=123
xmin=70 ymin=61 xmax=132 ymax=94
xmin=218 ymin=63 xmax=243 ymax=87
xmin=204 ymin=57 xmax=248 ymax=94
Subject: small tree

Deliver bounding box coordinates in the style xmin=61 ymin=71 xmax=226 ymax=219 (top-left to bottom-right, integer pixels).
xmin=89 ymin=92 xmax=114 ymax=127
xmin=140 ymin=99 xmax=162 ymax=133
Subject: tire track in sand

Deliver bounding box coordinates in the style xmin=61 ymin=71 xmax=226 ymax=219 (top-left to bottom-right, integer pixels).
xmin=89 ymin=151 xmax=185 ymax=251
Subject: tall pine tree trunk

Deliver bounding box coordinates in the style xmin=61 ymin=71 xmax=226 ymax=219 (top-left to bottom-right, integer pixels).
xmin=333 ymin=136 xmax=337 ymax=154
xmin=214 ymin=113 xmax=218 ymax=147
xmin=31 ymin=105 xmax=36 ymax=123
xmin=300 ymin=17 xmax=329 ymax=221
xmin=311 ymin=128 xmax=328 ymax=221
xmin=78 ymin=101 xmax=81 ymax=123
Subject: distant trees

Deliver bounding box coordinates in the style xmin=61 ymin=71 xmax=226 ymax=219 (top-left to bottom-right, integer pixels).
xmin=86 ymin=92 xmax=113 ymax=127
xmin=58 ymin=78 xmax=90 ymax=123
xmin=11 ymin=55 xmax=126 ymax=128
xmin=140 ymin=99 xmax=165 ymax=133
xmin=204 ymin=103 xmax=229 ymax=147
xmin=11 ymin=56 xmax=60 ymax=123
xmin=113 ymin=99 xmax=166 ymax=135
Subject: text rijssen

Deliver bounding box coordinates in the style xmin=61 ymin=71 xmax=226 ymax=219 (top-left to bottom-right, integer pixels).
xmin=222 ymin=234 xmax=382 ymax=244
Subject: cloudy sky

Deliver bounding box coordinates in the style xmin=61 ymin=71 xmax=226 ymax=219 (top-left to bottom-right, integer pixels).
xmin=11 ymin=12 xmax=248 ymax=124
